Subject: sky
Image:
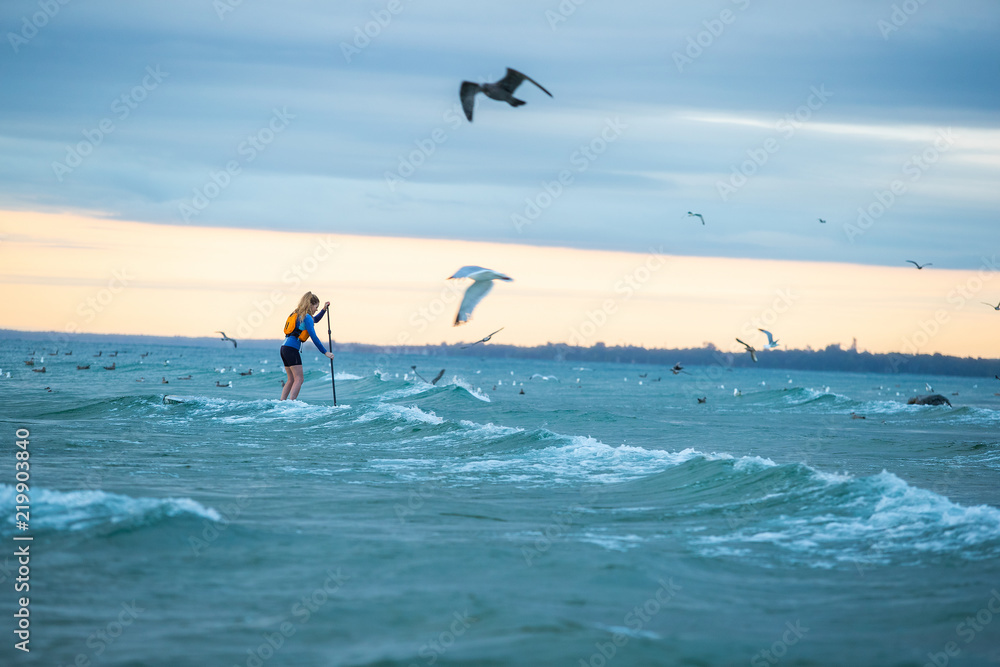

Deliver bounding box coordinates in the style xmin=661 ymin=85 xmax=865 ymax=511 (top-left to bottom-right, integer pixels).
xmin=0 ymin=0 xmax=998 ymax=356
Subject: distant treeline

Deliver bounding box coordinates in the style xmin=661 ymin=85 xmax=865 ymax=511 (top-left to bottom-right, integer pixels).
xmin=336 ymin=341 xmax=999 ymax=378
xmin=3 ymin=330 xmax=997 ymax=378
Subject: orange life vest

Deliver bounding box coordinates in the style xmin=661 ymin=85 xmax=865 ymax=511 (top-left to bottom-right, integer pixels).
xmin=283 ymin=313 xmax=309 ymax=342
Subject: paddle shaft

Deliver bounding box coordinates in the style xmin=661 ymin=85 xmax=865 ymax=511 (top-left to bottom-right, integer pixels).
xmin=326 ymin=307 xmax=337 ymax=406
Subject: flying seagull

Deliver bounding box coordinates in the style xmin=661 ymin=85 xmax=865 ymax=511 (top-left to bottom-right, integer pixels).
xmin=671 ymin=363 xmax=688 ymax=375
xmin=448 ymin=266 xmax=513 ymax=325
xmin=460 ymin=68 xmax=552 ymax=122
xmin=216 ymin=331 xmax=238 ymax=348
xmin=906 ymin=260 xmax=932 ymax=270
xmin=759 ymin=328 xmax=780 ymax=349
xmin=461 ymin=327 xmax=505 ymax=349
xmin=411 ymin=366 xmax=446 ymax=385
xmin=736 ymin=338 xmax=758 ymax=363
xmin=818 ymin=218 xmax=827 ymax=224
xmin=982 ymin=301 xmax=1000 ymax=311
xmin=687 ymin=211 xmax=705 ymax=225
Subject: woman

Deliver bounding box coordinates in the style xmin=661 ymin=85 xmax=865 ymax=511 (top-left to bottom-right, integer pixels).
xmin=280 ymin=292 xmax=335 ymax=401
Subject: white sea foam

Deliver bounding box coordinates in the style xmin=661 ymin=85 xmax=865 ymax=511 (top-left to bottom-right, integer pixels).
xmin=0 ymin=485 xmax=221 ymax=534
xmin=458 ymin=420 xmax=523 ymax=437
xmin=695 ymin=470 xmax=1000 ymax=566
xmin=441 ymin=376 xmax=490 ymax=402
xmin=576 ymin=532 xmax=645 ymax=552
xmin=355 ymin=403 xmax=444 ymax=426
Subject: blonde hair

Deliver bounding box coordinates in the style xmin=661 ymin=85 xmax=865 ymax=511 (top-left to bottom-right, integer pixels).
xmin=293 ymin=292 xmax=320 ymax=322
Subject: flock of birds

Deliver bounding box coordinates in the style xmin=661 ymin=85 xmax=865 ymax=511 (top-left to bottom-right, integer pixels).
xmin=206 ymin=66 xmax=999 ymax=372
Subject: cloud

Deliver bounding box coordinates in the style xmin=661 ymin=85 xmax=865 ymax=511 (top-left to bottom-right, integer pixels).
xmin=1 ymin=0 xmax=998 ymax=268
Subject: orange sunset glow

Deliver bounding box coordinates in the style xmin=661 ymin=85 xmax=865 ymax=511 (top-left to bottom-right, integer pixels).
xmin=1 ymin=210 xmax=996 ymax=357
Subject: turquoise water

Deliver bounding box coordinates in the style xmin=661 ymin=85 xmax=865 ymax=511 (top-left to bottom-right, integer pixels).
xmin=2 ymin=337 xmax=1000 ymax=666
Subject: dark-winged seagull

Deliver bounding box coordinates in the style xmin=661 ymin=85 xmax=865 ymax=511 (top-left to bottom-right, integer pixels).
xmin=818 ymin=218 xmax=827 ymax=224
xmin=736 ymin=338 xmax=758 ymax=363
xmin=460 ymin=68 xmax=552 ymax=122
xmin=758 ymin=328 xmax=780 ymax=349
xmin=448 ymin=266 xmax=513 ymax=325
xmin=671 ymin=363 xmax=688 ymax=375
xmin=687 ymin=211 xmax=705 ymax=225
xmin=906 ymin=260 xmax=932 ymax=270
xmin=410 ymin=366 xmax=446 ymax=385
xmin=461 ymin=327 xmax=505 ymax=349
xmin=216 ymin=331 xmax=238 ymax=348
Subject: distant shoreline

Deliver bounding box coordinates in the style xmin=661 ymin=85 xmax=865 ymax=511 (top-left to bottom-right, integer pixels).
xmin=3 ymin=328 xmax=997 ymax=378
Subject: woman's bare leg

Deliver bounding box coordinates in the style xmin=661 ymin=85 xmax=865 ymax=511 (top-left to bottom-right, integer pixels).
xmin=287 ymin=365 xmax=305 ymax=400
xmin=281 ymin=366 xmax=296 ymax=400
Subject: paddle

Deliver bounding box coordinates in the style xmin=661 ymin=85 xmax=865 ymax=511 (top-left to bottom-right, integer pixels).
xmin=325 ymin=303 xmax=337 ymax=406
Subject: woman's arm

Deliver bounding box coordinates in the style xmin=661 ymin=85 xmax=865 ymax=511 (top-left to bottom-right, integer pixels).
xmin=302 ymin=315 xmax=328 ymax=355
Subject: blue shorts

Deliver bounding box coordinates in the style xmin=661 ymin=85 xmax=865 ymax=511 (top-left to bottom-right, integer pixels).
xmin=280 ymin=345 xmax=302 ymax=367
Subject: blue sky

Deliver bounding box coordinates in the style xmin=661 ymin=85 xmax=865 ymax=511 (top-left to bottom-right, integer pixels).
xmin=2 ymin=0 xmax=998 ymax=268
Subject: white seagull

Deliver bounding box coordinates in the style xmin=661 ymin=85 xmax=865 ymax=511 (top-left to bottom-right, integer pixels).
xmin=687 ymin=211 xmax=705 ymax=225
xmin=448 ymin=266 xmax=513 ymax=325
xmin=906 ymin=260 xmax=932 ymax=270
xmin=736 ymin=338 xmax=758 ymax=363
xmin=758 ymin=328 xmax=780 ymax=349
xmin=460 ymin=68 xmax=552 ymax=122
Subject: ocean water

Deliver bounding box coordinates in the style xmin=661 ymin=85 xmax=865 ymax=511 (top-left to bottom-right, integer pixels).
xmin=2 ymin=338 xmax=1000 ymax=666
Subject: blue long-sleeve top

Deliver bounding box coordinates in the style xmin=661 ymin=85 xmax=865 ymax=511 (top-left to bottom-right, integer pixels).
xmin=282 ymin=309 xmax=327 ymax=354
